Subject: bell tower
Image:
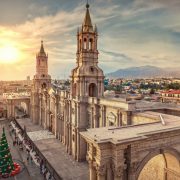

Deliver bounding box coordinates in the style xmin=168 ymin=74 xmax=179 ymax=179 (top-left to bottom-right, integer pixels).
xmin=70 ymin=3 xmax=104 ymax=161
xmin=31 ymin=41 xmax=51 ymax=124
xmin=34 ymin=40 xmax=51 ymax=90
xmin=71 ymin=3 xmax=104 ymax=98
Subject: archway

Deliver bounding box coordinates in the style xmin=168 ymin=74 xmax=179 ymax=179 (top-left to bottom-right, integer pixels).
xmin=13 ymin=100 xmax=30 ymax=118
xmin=138 ymin=150 xmax=180 ymax=180
xmin=20 ymin=102 xmax=28 ymax=114
xmin=89 ymin=83 xmax=97 ymax=97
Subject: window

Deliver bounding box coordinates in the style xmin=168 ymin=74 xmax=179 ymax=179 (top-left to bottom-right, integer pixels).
xmin=89 ymin=38 xmax=93 ymax=50
xmin=89 ymin=83 xmax=97 ymax=97
xmin=42 ymin=82 xmax=47 ymax=89
xmin=84 ymin=38 xmax=87 ymax=49
xmin=90 ymin=67 xmax=94 ymax=73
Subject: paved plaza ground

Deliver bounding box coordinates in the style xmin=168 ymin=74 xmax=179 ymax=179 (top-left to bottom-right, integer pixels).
xmin=16 ymin=118 xmax=89 ymax=180
xmin=0 ymin=119 xmax=44 ymax=180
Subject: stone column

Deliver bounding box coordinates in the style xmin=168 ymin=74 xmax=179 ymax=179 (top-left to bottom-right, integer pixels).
xmin=100 ymin=106 xmax=106 ymax=127
xmin=44 ymin=97 xmax=47 ymax=129
xmin=68 ymin=124 xmax=72 ymax=155
xmin=39 ymin=95 xmax=42 ymax=125
xmin=60 ymin=113 xmax=63 ymax=142
xmin=127 ymin=111 xmax=132 ymax=125
xmin=122 ymin=112 xmax=127 ymax=126
xmin=7 ymin=100 xmax=11 ymax=119
xmin=54 ymin=96 xmax=59 ymax=138
xmin=107 ymin=164 xmax=113 ymax=180
xmin=96 ymin=164 xmax=106 ymax=180
xmin=113 ymin=166 xmax=124 ymax=180
xmin=117 ymin=110 xmax=122 ymax=126
xmin=89 ymin=161 xmax=96 ymax=180
xmin=46 ymin=96 xmax=50 ymax=130
xmin=12 ymin=101 xmax=15 ymax=118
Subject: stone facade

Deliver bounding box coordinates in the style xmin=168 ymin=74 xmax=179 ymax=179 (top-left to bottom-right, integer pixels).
xmin=81 ymin=121 xmax=180 ymax=180
xmin=30 ymin=4 xmax=138 ymax=162
xmin=28 ymin=3 xmax=180 ymax=180
xmin=31 ymin=41 xmax=51 ymax=124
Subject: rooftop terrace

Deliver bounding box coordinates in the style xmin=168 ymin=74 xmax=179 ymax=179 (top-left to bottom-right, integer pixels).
xmin=81 ymin=113 xmax=180 ymax=145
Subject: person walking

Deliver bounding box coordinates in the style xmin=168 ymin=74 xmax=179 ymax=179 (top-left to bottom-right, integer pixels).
xmin=27 ymin=155 xmax=29 ymax=163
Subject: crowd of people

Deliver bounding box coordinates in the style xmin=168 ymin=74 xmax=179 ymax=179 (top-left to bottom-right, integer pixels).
xmin=10 ymin=121 xmax=54 ymax=180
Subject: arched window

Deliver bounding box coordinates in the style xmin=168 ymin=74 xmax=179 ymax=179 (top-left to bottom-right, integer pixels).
xmin=42 ymin=82 xmax=47 ymax=89
xmin=90 ymin=67 xmax=94 ymax=73
xmin=84 ymin=38 xmax=87 ymax=49
xmin=89 ymin=38 xmax=93 ymax=50
xmin=89 ymin=83 xmax=97 ymax=97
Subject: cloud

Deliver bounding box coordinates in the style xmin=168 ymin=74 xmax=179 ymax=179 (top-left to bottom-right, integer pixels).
xmin=0 ymin=0 xmax=180 ymax=79
xmin=100 ymin=49 xmax=133 ymax=62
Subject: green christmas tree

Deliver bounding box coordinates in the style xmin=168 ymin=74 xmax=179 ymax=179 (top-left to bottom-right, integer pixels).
xmin=0 ymin=127 xmax=14 ymax=177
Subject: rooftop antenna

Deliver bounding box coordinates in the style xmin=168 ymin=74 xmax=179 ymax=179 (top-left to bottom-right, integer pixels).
xmin=86 ymin=0 xmax=89 ymax=8
xmin=160 ymin=114 xmax=166 ymax=125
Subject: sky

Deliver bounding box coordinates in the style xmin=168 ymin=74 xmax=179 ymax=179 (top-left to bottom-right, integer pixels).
xmin=0 ymin=0 xmax=180 ymax=80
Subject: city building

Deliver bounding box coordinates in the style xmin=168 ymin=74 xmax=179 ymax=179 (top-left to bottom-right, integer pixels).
xmin=161 ymin=90 xmax=180 ymax=104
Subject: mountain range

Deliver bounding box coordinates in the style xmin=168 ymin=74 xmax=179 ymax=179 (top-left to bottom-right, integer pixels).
xmin=106 ymin=65 xmax=180 ymax=79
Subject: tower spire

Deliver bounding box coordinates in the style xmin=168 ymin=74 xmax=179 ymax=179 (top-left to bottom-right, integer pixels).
xmin=39 ymin=40 xmax=46 ymax=55
xmin=83 ymin=1 xmax=93 ymax=32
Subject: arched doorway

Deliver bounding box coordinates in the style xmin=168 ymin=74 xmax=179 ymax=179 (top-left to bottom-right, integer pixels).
xmin=89 ymin=83 xmax=97 ymax=97
xmin=138 ymin=150 xmax=180 ymax=180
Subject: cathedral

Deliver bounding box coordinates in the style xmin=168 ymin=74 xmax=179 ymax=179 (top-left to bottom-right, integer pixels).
xmin=30 ymin=3 xmax=180 ymax=180
xmin=30 ymin=3 xmax=135 ymax=161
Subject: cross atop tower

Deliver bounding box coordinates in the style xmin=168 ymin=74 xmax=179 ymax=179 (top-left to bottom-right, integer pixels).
xmin=86 ymin=0 xmax=89 ymax=8
xmin=83 ymin=1 xmax=93 ymax=32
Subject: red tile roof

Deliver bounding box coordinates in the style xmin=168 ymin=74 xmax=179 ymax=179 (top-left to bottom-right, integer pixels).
xmin=162 ymin=90 xmax=180 ymax=94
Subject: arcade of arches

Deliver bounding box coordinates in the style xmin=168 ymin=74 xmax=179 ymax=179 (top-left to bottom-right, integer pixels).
xmin=7 ymin=98 xmax=30 ymax=118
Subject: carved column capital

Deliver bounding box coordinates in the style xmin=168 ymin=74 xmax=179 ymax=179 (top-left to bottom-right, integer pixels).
xmin=112 ymin=164 xmax=124 ymax=177
xmin=96 ymin=164 xmax=106 ymax=176
xmin=131 ymin=161 xmax=139 ymax=172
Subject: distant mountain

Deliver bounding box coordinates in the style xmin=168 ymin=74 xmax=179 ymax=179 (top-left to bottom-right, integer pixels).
xmin=106 ymin=65 xmax=180 ymax=79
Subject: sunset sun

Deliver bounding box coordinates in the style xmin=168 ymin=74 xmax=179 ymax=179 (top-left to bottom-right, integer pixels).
xmin=0 ymin=44 xmax=19 ymax=63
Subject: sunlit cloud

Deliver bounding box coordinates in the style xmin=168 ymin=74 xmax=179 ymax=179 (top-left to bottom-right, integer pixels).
xmin=0 ymin=0 xmax=180 ymax=80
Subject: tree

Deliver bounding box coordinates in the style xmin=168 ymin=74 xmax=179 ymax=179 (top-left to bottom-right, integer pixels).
xmin=0 ymin=127 xmax=14 ymax=178
xmin=150 ymin=88 xmax=155 ymax=95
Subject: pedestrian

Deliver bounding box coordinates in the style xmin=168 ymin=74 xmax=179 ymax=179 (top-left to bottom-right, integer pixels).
xmin=30 ymin=156 xmax=33 ymax=163
xmin=20 ymin=146 xmax=23 ymax=151
xmin=43 ymin=168 xmax=47 ymax=179
xmin=27 ymin=155 xmax=29 ymax=163
xmin=48 ymin=174 xmax=52 ymax=180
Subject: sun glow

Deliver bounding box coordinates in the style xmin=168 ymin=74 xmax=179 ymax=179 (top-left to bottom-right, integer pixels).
xmin=0 ymin=44 xmax=20 ymax=63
